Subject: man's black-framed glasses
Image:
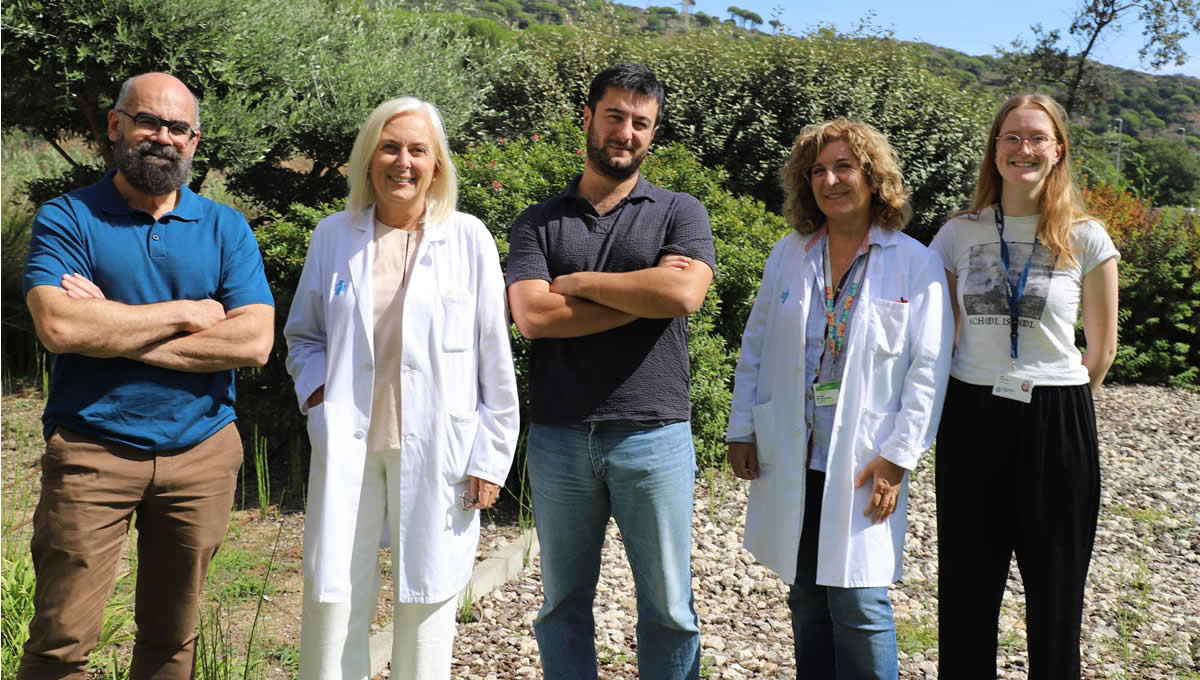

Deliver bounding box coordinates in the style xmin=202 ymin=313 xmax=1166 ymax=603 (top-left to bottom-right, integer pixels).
xmin=115 ymin=109 xmax=198 ymax=142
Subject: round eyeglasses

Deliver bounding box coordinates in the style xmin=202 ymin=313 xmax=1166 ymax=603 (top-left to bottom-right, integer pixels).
xmin=995 ymin=134 xmax=1056 ymax=152
xmin=115 ymin=109 xmax=198 ymax=142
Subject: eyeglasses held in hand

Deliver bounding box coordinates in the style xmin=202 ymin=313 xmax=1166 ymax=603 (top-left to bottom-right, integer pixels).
xmin=115 ymin=109 xmax=198 ymax=142
xmin=995 ymin=134 xmax=1056 ymax=152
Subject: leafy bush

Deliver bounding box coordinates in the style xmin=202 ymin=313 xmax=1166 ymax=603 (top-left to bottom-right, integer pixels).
xmin=1083 ymin=183 xmax=1200 ymax=389
xmin=225 ymin=6 xmax=494 ymax=213
xmin=2 ymin=0 xmax=496 ymax=211
xmin=234 ymin=204 xmax=327 ymax=473
xmin=469 ymin=21 xmax=993 ymax=242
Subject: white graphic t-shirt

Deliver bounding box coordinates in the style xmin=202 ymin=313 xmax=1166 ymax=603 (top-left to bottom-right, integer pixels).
xmin=931 ymin=207 xmax=1119 ymax=386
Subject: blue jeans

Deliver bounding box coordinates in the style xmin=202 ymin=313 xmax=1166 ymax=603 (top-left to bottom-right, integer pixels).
xmin=788 ymin=469 xmax=898 ymax=680
xmin=527 ymin=421 xmax=701 ymax=680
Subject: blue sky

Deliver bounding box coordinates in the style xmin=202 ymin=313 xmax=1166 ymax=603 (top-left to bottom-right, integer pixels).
xmin=685 ymin=0 xmax=1200 ymax=78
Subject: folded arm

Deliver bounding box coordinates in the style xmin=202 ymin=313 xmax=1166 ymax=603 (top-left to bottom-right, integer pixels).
xmin=548 ymin=256 xmax=713 ymax=319
xmin=128 ymin=303 xmax=274 ymax=372
xmin=507 ymin=279 xmax=636 ymax=339
xmin=26 ymin=276 xmax=226 ymax=357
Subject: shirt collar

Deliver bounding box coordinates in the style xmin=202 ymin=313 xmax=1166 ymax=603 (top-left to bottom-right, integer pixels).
xmin=564 ymin=174 xmax=658 ymax=209
xmin=803 ymin=224 xmax=888 ymax=257
xmin=97 ymin=170 xmax=202 ymax=222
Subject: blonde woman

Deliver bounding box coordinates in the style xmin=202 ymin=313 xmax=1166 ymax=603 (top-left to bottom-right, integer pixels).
xmin=931 ymin=94 xmax=1119 ymax=677
xmin=284 ymin=97 xmax=519 ymax=680
xmin=726 ymin=119 xmax=952 ymax=678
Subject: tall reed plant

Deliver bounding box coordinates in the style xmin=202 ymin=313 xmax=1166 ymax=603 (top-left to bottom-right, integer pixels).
xmin=252 ymin=428 xmax=270 ymax=516
xmin=194 ymin=521 xmax=284 ymax=680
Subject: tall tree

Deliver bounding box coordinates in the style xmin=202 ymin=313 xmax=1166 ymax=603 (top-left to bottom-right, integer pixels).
xmin=0 ymin=0 xmax=489 ymax=210
xmin=1001 ymin=0 xmax=1200 ymax=116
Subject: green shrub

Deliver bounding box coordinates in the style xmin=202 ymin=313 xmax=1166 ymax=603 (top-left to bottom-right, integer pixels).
xmin=2 ymin=0 xmax=496 ymax=211
xmin=233 ymin=203 xmax=327 ymax=481
xmin=1083 ymin=183 xmax=1200 ymax=389
xmin=470 ymin=22 xmax=993 ymax=242
xmin=1 ymin=550 xmax=36 ymax=677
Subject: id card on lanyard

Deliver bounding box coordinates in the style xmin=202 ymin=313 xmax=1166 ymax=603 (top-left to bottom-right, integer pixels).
xmin=811 ymin=234 xmax=870 ymax=407
xmin=992 ymin=203 xmax=1036 ymax=404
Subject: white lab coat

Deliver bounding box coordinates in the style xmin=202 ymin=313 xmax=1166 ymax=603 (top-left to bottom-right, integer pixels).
xmin=726 ymin=226 xmax=952 ymax=587
xmin=284 ymin=207 xmax=519 ymax=604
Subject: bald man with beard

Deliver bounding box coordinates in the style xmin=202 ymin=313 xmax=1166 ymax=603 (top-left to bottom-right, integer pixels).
xmin=19 ymin=72 xmax=274 ymax=680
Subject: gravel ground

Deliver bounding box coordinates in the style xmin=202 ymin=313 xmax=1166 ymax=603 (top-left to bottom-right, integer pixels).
xmin=449 ymin=385 xmax=1200 ymax=679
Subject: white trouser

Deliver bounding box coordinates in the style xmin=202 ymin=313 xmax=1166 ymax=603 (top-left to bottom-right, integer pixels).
xmin=300 ymin=449 xmax=458 ymax=680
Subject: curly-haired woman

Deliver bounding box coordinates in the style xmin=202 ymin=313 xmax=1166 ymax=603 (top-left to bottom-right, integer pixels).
xmin=726 ymin=119 xmax=953 ymax=678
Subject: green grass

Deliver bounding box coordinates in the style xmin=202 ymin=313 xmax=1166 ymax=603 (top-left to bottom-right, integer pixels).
xmin=702 ymin=457 xmax=730 ymax=526
xmin=0 ymin=130 xmax=87 ymax=200
xmin=1109 ymin=553 xmax=1154 ymax=678
xmin=1 ymin=550 xmax=37 ymax=677
xmin=194 ymin=522 xmax=284 ymax=680
xmin=1111 ymin=503 xmax=1174 ymax=527
xmin=262 ymin=640 xmax=300 ymax=676
xmin=894 ymin=616 xmax=938 ymax=655
xmin=457 ymin=583 xmax=477 ymax=623
xmin=596 ymin=643 xmax=630 ymax=665
xmin=997 ymin=630 xmax=1024 ymax=652
xmin=208 ymin=547 xmax=274 ymax=603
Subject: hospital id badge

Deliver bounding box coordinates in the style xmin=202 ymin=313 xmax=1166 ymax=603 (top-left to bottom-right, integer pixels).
xmin=992 ymin=374 xmax=1034 ymax=403
xmin=813 ymin=381 xmax=840 ymax=407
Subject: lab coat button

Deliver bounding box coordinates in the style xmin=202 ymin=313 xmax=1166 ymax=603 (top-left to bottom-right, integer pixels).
xmin=354 ymin=431 xmax=365 ymax=439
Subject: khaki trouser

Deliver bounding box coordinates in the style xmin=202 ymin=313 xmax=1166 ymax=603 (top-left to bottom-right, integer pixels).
xmin=18 ymin=423 xmax=243 ymax=680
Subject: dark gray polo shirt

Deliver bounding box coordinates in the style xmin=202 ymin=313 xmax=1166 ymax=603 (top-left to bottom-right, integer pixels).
xmin=506 ymin=175 xmax=716 ymax=425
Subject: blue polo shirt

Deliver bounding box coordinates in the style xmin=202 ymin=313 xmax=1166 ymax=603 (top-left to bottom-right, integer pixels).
xmin=22 ymin=172 xmax=274 ymax=451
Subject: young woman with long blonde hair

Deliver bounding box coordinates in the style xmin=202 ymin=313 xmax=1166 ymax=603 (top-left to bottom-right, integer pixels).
xmin=930 ymin=93 xmax=1119 ymax=677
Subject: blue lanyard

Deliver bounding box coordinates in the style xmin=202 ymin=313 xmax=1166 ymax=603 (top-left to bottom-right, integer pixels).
xmin=994 ymin=204 xmax=1037 ymax=362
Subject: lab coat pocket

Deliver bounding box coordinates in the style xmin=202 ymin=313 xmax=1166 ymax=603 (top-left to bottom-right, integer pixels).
xmin=750 ymin=401 xmax=776 ymax=466
xmin=869 ymin=299 xmax=908 ymax=357
xmin=443 ymin=410 xmax=479 ymax=483
xmin=441 ymin=293 xmax=476 ymax=352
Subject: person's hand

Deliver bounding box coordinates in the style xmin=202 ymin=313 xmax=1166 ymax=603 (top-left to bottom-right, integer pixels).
xmin=727 ymin=441 xmax=759 ymax=480
xmin=465 ymin=476 xmax=501 ymax=510
xmin=306 ymin=386 xmax=325 ymax=409
xmin=854 ymin=455 xmax=905 ymax=523
xmin=548 ymin=273 xmax=580 ymax=298
xmin=61 ymin=272 xmax=106 ymax=299
xmin=184 ymin=298 xmax=226 ymax=333
xmin=657 ymin=254 xmax=693 ymax=271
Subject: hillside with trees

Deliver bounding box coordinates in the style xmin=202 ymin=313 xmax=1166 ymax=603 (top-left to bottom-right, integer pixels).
xmin=424 ymin=0 xmax=1200 ymax=206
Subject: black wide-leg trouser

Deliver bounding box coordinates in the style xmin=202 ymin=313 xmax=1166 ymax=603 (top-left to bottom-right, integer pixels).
xmin=936 ymin=377 xmax=1101 ymax=680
